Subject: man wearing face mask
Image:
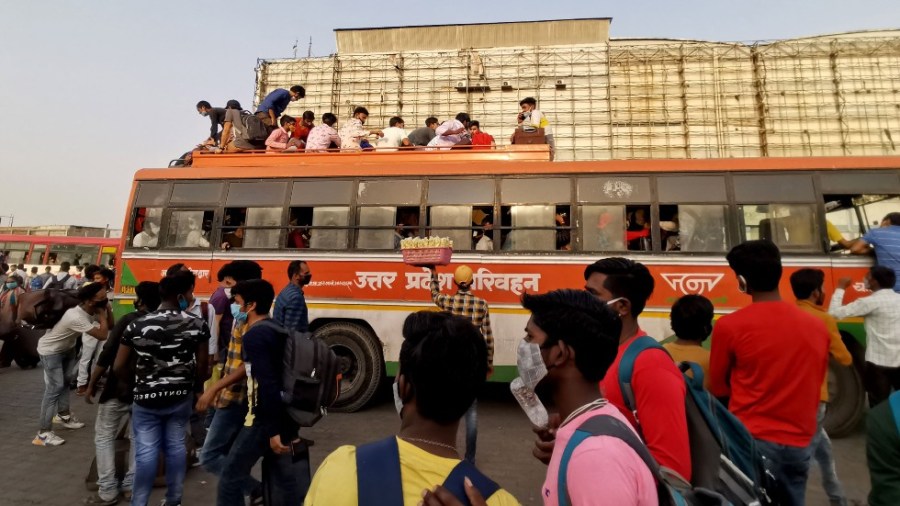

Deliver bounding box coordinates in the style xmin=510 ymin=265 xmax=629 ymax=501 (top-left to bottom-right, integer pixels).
xmin=710 ymin=240 xmax=829 ymax=506
xmin=83 ymin=281 xmax=160 ymax=506
xmin=33 ymin=282 xmax=112 ymax=447
xmin=304 ymin=311 xmax=519 ymax=506
xmin=273 ymin=260 xmax=311 ymax=333
xmin=115 ymin=270 xmax=209 ymax=506
xmin=517 ymin=289 xmax=657 ymax=505
xmin=576 ymin=257 xmax=692 ymax=482
xmin=197 ymin=260 xmax=265 ymax=503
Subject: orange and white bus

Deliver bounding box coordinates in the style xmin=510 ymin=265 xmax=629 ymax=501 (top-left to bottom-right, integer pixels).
xmin=0 ymin=234 xmax=118 ymax=272
xmin=112 ymin=146 xmax=898 ymax=435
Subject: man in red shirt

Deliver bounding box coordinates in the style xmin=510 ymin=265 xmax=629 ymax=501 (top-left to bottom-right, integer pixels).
xmin=709 ymin=240 xmax=829 ymax=506
xmin=468 ymin=121 xmax=495 ymax=150
xmin=584 ymin=257 xmax=692 ymax=481
xmin=289 ymin=110 xmax=316 ymax=149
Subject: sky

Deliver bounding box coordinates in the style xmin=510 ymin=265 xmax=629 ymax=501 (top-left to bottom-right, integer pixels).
xmin=1 ymin=0 xmax=898 ymax=230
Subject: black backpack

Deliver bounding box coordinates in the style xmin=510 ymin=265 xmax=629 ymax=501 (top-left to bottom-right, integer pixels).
xmin=44 ymin=273 xmax=69 ymax=290
xmin=259 ymin=320 xmax=341 ymax=427
xmin=239 ymin=112 xmax=270 ymax=143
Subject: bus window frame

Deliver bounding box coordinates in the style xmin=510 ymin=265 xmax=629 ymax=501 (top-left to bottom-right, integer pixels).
xmin=497 ymin=176 xmax=574 ymax=254
xmin=655 ymin=174 xmax=731 ymax=254
xmin=162 ymin=208 xmax=219 ymax=250
xmin=354 ymin=178 xmax=423 ymax=251
xmin=288 ymin=178 xmax=356 ymax=251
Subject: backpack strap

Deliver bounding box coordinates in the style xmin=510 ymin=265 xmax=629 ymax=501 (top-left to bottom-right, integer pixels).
xmin=441 ymin=459 xmax=500 ymax=505
xmin=356 ymin=437 xmax=404 ymax=506
xmin=617 ymin=336 xmax=669 ymax=426
xmin=356 ymin=437 xmax=500 ymax=506
xmin=557 ymin=414 xmax=675 ymax=506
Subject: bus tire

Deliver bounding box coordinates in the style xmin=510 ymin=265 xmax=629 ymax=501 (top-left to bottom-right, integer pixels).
xmin=316 ymin=322 xmax=383 ymax=413
xmin=823 ymin=357 xmax=866 ymax=438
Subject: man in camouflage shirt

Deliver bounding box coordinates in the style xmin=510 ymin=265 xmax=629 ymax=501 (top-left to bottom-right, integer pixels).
xmin=115 ymin=270 xmax=209 ymax=506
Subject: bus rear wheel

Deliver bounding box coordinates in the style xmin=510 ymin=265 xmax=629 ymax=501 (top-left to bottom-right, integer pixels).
xmin=316 ymin=322 xmax=383 ymax=413
xmin=823 ymin=357 xmax=865 ymax=438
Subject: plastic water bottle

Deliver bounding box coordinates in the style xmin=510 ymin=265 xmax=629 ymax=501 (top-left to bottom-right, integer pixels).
xmin=510 ymin=377 xmax=549 ymax=428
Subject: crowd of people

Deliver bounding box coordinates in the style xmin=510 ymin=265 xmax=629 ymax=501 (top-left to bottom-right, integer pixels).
xmin=4 ymin=218 xmax=900 ymax=505
xmin=191 ymin=86 xmax=550 ymax=158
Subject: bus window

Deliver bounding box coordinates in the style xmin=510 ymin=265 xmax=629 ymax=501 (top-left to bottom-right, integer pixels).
xmin=0 ymin=242 xmax=31 ymax=265
xmin=357 ymin=206 xmax=418 ymax=250
xmin=741 ymin=204 xmax=818 ymax=250
xmin=222 ymin=207 xmax=282 ymax=249
xmin=626 ymin=205 xmax=652 ymax=251
xmin=581 ymin=206 xmax=626 ymax=251
xmin=659 ymin=204 xmax=728 ymax=252
xmin=166 ymin=210 xmax=214 ymax=249
xmin=859 ymin=196 xmax=900 ymax=230
xmin=131 ymin=207 xmax=162 ymax=249
xmin=427 ymin=206 xmax=480 ymax=252
xmin=499 ymin=205 xmax=561 ymax=251
xmin=310 ymin=207 xmax=350 ymax=250
xmin=29 ymin=244 xmax=47 ymax=265
xmin=824 ymin=194 xmax=900 ymax=250
xmin=49 ymin=244 xmax=101 ymax=266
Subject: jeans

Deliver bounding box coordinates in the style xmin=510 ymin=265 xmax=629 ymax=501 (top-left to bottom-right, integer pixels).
xmin=756 ymin=438 xmax=813 ymax=506
xmin=38 ymin=348 xmax=77 ymax=431
xmin=95 ymin=399 xmax=135 ymax=501
xmin=77 ymin=334 xmax=102 ymax=387
xmin=808 ymin=402 xmax=848 ymax=506
xmin=131 ymin=399 xmax=192 ymax=506
xmin=200 ymin=402 xmax=260 ymax=495
xmin=217 ymin=423 xmax=310 ymax=506
xmin=464 ymin=400 xmax=477 ymax=462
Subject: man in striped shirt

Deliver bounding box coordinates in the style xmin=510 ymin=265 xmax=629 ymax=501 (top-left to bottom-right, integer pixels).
xmin=273 ymin=260 xmax=311 ymax=332
xmin=428 ymin=265 xmax=493 ymax=463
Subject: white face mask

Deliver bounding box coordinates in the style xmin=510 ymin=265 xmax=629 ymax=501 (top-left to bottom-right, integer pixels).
xmin=516 ymin=340 xmax=548 ymax=391
xmin=392 ymin=381 xmax=403 ymax=417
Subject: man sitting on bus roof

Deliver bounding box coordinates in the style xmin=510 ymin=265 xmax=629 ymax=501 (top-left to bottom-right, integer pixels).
xmin=407 ymin=116 xmax=439 ymax=147
xmin=256 ymin=85 xmax=305 ymax=127
xmin=377 ymin=116 xmax=411 ymax=150
xmin=265 ymin=116 xmax=296 ymax=152
xmin=306 ymin=113 xmax=341 ymax=152
xmin=427 ymin=113 xmax=470 ymax=150
xmin=339 ymin=107 xmax=383 ymax=151
xmin=196 ymin=100 xmax=227 ymax=147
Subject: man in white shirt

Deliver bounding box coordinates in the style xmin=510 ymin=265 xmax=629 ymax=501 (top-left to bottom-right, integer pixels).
xmin=427 ymin=113 xmax=470 ymax=150
xmin=376 ymin=116 xmax=410 ymax=150
xmin=44 ymin=261 xmax=79 ymax=290
xmin=829 ymin=266 xmax=900 ymax=407
xmin=133 ymin=219 xmax=160 ymax=248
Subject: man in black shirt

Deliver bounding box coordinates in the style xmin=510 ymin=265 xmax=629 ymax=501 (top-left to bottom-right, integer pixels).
xmin=83 ymin=281 xmax=160 ymax=506
xmin=116 ymin=271 xmax=209 ymax=506
xmin=217 ymin=279 xmax=309 ymax=506
xmin=197 ymin=100 xmax=228 ymax=147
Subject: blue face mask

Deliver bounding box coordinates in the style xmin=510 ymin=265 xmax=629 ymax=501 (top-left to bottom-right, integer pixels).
xmin=5 ymin=282 xmax=17 ymax=290
xmin=178 ymin=296 xmax=189 ymax=311
xmin=231 ymin=303 xmax=248 ymax=323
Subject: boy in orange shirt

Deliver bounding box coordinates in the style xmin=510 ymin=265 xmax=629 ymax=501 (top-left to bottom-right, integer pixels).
xmin=663 ymin=294 xmax=713 ymax=388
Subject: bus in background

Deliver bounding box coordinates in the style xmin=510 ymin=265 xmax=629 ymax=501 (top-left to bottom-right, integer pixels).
xmin=113 ymin=147 xmax=899 ymax=436
xmin=0 ymin=234 xmax=118 ymax=273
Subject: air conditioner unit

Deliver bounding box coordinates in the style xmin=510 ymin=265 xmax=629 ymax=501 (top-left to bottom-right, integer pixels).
xmin=456 ymin=81 xmax=468 ymax=90
xmin=555 ymin=79 xmax=567 ymax=89
xmin=501 ymin=80 xmax=514 ymax=90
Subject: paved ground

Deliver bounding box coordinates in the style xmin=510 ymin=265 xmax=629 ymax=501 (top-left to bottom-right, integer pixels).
xmin=0 ymin=363 xmax=871 ymax=505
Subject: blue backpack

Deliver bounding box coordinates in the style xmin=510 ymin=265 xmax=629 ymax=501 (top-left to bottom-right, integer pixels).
xmin=356 ymin=437 xmax=499 ymax=506
xmin=619 ymin=336 xmax=767 ymax=506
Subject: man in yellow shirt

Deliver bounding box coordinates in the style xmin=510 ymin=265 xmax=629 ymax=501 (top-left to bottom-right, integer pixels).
xmin=663 ymin=294 xmax=714 ymax=388
xmin=790 ymin=268 xmax=853 ymax=506
xmin=304 ymin=311 xmax=519 ymax=506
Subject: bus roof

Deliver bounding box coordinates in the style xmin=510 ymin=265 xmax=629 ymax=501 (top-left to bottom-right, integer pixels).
xmin=0 ymin=235 xmax=119 ymax=246
xmin=137 ymin=150 xmax=900 ymax=181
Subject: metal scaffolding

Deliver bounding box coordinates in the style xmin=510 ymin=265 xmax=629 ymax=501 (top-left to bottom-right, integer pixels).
xmin=256 ymin=31 xmax=900 ymax=161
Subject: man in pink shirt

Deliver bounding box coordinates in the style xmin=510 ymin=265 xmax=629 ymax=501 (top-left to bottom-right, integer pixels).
xmin=306 ymin=113 xmax=341 ymax=152
xmin=264 ymin=115 xmax=295 ymax=151
xmin=520 ymin=289 xmax=657 ymax=506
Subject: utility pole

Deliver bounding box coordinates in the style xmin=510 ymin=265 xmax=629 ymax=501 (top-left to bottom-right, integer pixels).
xmin=292 ymin=39 xmax=299 ymax=58
xmin=308 ymin=36 xmax=312 ymax=57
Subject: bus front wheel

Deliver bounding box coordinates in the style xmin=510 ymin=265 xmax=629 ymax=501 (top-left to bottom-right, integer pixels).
xmin=317 ymin=322 xmax=384 ymax=413
xmin=823 ymin=357 xmax=866 ymax=438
